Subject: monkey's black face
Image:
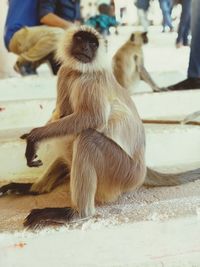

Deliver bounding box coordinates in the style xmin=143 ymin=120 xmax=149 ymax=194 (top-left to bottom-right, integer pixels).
xmin=71 ymin=31 xmax=99 ymax=63
xmin=130 ymin=32 xmax=148 ymax=45
xmin=142 ymin=32 xmax=148 ymax=44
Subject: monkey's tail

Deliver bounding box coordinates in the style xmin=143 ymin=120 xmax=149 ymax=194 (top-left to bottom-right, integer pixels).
xmin=144 ymin=167 xmax=200 ymax=187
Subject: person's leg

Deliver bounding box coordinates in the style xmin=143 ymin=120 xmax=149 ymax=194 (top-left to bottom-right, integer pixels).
xmin=159 ymin=0 xmax=173 ymax=31
xmin=159 ymin=0 xmax=167 ymax=30
xmin=165 ymin=0 xmax=173 ymax=29
xmin=176 ymin=0 xmax=191 ymax=46
xmin=183 ymin=0 xmax=191 ymax=45
xmin=167 ymin=0 xmax=200 ymax=91
xmin=137 ymin=9 xmax=149 ymax=32
xmin=182 ymin=14 xmax=191 ymax=46
xmin=187 ymin=0 xmax=200 ymax=78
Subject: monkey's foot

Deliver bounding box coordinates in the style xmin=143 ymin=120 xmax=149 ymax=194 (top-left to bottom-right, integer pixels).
xmin=0 ymin=182 xmax=37 ymax=196
xmin=153 ymin=87 xmax=169 ymax=93
xmin=24 ymin=207 xmax=78 ymax=229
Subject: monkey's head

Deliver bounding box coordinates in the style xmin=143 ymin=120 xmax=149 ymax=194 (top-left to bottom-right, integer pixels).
xmin=129 ymin=32 xmax=148 ymax=46
xmin=71 ymin=30 xmax=99 ymax=64
xmin=57 ymin=26 xmax=109 ymax=72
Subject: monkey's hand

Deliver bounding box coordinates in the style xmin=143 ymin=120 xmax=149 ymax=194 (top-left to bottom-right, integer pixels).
xmin=154 ymin=87 xmax=169 ymax=92
xmin=21 ymin=129 xmax=43 ymax=168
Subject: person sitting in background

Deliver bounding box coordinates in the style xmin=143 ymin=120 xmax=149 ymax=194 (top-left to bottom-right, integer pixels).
xmin=135 ymin=0 xmax=150 ymax=32
xmin=158 ymin=0 xmax=174 ymax=32
xmin=167 ymin=0 xmax=200 ymax=90
xmin=4 ymin=0 xmax=81 ymax=76
xmin=176 ymin=0 xmax=191 ymax=48
xmin=85 ymin=3 xmax=118 ymax=36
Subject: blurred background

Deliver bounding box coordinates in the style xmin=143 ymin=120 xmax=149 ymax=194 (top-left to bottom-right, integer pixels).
xmin=0 ymin=0 xmax=185 ymax=79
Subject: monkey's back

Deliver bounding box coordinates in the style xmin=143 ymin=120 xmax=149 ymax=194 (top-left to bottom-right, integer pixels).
xmin=113 ymin=42 xmax=144 ymax=92
xmin=103 ymin=71 xmax=146 ymax=160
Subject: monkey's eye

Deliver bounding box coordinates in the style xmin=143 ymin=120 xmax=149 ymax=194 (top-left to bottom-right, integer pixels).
xmin=89 ymin=41 xmax=98 ymax=48
xmin=75 ymin=36 xmax=82 ymax=41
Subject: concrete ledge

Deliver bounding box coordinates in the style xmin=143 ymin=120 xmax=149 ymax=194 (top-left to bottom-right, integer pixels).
xmin=1 ymin=216 xmax=200 ymax=267
xmin=0 ymin=89 xmax=200 ymax=130
xmin=145 ymin=124 xmax=200 ymax=167
xmin=0 ymin=99 xmax=55 ymax=130
xmin=133 ymin=89 xmax=200 ymax=119
xmin=0 ymin=76 xmax=56 ymax=101
xmin=0 ymin=124 xmax=199 ymax=180
xmin=0 ymin=75 xmax=199 ymax=180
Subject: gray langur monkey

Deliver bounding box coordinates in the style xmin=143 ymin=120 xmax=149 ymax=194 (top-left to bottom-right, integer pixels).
xmin=1 ymin=26 xmax=200 ymax=229
xmin=112 ymin=31 xmax=162 ymax=94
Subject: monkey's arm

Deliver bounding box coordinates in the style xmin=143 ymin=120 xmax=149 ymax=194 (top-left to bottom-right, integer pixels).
xmin=139 ymin=66 xmax=161 ymax=92
xmin=24 ymin=109 xmax=105 ymax=167
xmin=30 ymin=111 xmax=104 ymax=141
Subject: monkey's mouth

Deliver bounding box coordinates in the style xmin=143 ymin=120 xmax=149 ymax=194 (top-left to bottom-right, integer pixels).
xmin=74 ymin=53 xmax=92 ymax=63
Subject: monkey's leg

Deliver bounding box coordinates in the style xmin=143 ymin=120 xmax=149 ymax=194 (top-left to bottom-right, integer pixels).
xmin=70 ymin=131 xmax=98 ymax=218
xmin=0 ymin=158 xmax=68 ymax=196
xmin=24 ymin=131 xmax=98 ymax=229
xmin=140 ymin=66 xmax=161 ymax=92
xmin=30 ymin=158 xmax=69 ymax=194
xmin=24 ymin=207 xmax=77 ymax=229
xmin=70 ymin=129 xmax=145 ymax=203
xmin=0 ymin=182 xmax=34 ymax=196
xmin=23 ymin=130 xmax=145 ymax=229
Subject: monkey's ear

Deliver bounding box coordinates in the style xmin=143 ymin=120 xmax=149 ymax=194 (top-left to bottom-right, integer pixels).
xmin=130 ymin=33 xmax=135 ymax=42
xmin=20 ymin=133 xmax=29 ymax=139
xmin=142 ymin=32 xmax=148 ymax=44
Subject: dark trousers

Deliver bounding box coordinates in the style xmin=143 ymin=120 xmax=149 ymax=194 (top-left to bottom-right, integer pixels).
xmin=176 ymin=0 xmax=191 ymax=45
xmin=188 ymin=0 xmax=200 ymax=78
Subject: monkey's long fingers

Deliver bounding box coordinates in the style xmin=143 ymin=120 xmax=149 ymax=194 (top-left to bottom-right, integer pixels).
xmin=25 ymin=140 xmax=42 ymax=167
xmin=27 ymin=159 xmax=43 ymax=168
xmin=153 ymin=87 xmax=169 ymax=93
xmin=24 ymin=207 xmax=78 ymax=230
xmin=20 ymin=133 xmax=29 ymax=139
xmin=162 ymin=87 xmax=170 ymax=91
xmin=0 ymin=182 xmax=34 ymax=196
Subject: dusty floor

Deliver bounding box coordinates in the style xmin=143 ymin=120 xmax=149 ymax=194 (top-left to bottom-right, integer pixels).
xmin=1 ymin=181 xmax=200 ymax=232
xmin=1 ymin=170 xmax=200 ymax=233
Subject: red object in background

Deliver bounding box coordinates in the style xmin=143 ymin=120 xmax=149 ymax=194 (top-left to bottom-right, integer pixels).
xmin=0 ymin=107 xmax=6 ymax=112
xmin=14 ymin=242 xmax=27 ymax=248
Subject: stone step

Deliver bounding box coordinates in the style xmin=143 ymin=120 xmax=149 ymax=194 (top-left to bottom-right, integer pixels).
xmin=0 ymin=74 xmax=199 ymax=181
xmin=0 ymin=89 xmax=199 ymax=130
xmin=0 ymin=124 xmax=199 ymax=181
xmin=0 ymin=76 xmax=56 ymax=101
xmin=134 ymin=89 xmax=200 ymax=119
xmin=0 ymin=99 xmax=55 ymax=130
